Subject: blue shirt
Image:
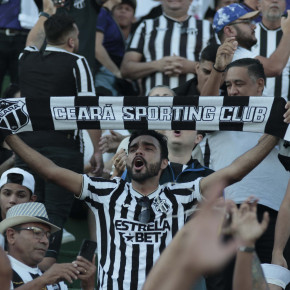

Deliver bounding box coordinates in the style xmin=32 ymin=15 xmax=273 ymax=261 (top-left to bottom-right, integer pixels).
xmin=96 ymin=7 xmax=125 ymax=66
xmin=0 ymin=0 xmax=22 ymax=30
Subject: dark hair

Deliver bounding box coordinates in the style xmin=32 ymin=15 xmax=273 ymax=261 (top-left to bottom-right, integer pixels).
xmin=128 ymin=130 xmax=168 ymax=160
xmin=2 ymin=83 xmax=20 ymax=99
xmin=200 ymin=43 xmax=220 ymax=63
xmin=227 ymin=58 xmax=266 ymax=82
xmin=44 ymin=14 xmax=76 ymax=44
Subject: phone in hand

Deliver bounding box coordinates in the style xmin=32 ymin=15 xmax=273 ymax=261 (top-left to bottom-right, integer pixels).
xmin=78 ymin=239 xmax=97 ymax=262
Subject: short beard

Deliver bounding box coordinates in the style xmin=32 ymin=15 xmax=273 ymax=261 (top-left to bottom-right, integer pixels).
xmin=127 ymin=160 xmax=162 ymax=182
xmin=235 ymin=28 xmax=257 ymax=50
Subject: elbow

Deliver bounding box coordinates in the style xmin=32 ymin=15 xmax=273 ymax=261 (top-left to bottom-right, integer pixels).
xmin=120 ymin=63 xmax=132 ymax=79
xmin=266 ymin=66 xmax=283 ymax=77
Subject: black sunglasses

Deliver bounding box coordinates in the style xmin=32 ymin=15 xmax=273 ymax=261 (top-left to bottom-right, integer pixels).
xmin=137 ymin=196 xmax=151 ymax=223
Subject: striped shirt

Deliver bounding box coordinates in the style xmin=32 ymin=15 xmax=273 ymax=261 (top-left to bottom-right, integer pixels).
xmin=251 ymin=23 xmax=290 ymax=101
xmin=9 ymin=255 xmax=67 ymax=289
xmin=19 ymin=46 xmax=96 ymax=98
xmin=79 ymin=175 xmax=202 ymax=290
xmin=128 ymin=14 xmax=215 ymax=94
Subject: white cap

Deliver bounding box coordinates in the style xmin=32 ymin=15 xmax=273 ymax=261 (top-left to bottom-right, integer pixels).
xmin=0 ymin=168 xmax=35 ymax=194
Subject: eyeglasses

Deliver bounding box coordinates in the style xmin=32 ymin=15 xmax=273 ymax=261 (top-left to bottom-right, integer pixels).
xmin=14 ymin=226 xmax=53 ymax=242
xmin=228 ymin=19 xmax=256 ymax=26
xmin=137 ymin=196 xmax=151 ymax=223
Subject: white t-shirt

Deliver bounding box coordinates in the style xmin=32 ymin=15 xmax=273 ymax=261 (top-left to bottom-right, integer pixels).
xmin=204 ymin=131 xmax=289 ymax=210
xmin=9 ymin=255 xmax=68 ymax=290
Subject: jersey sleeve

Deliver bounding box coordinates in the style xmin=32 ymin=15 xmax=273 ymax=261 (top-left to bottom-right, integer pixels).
xmin=74 ymin=56 xmax=96 ymax=97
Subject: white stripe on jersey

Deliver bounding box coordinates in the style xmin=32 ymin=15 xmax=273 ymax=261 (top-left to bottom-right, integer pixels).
xmin=252 ymin=23 xmax=290 ymax=101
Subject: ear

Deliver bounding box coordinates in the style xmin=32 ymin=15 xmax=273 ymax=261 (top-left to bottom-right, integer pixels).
xmin=223 ymin=26 xmax=236 ymax=37
xmin=160 ymin=158 xmax=168 ymax=170
xmin=194 ymin=134 xmax=203 ymax=145
xmin=6 ymin=228 xmax=16 ymax=245
xmin=68 ymin=37 xmax=75 ymax=49
xmin=257 ymin=78 xmax=265 ymax=94
xmin=30 ymin=195 xmax=37 ymax=202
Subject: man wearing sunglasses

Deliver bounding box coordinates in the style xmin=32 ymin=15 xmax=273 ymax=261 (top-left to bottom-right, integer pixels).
xmin=0 ymin=202 xmax=95 ymax=290
xmin=4 ymin=127 xmax=279 ymax=290
xmin=213 ymin=3 xmax=290 ymax=83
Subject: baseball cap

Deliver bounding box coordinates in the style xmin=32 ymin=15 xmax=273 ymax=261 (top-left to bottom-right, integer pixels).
xmin=119 ymin=0 xmax=136 ymax=11
xmin=213 ymin=3 xmax=260 ymax=33
xmin=0 ymin=202 xmax=60 ymax=234
xmin=0 ymin=168 xmax=35 ymax=194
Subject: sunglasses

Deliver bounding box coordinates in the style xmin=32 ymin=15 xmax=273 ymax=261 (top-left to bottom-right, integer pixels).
xmin=137 ymin=196 xmax=151 ymax=223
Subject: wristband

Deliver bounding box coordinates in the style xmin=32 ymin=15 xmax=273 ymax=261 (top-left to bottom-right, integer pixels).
xmin=39 ymin=12 xmax=50 ymax=19
xmin=213 ymin=64 xmax=226 ymax=73
xmin=239 ymin=246 xmax=255 ymax=253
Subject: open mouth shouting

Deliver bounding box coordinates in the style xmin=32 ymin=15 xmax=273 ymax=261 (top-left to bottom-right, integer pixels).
xmin=133 ymin=156 xmax=146 ymax=171
xmin=173 ymin=130 xmax=181 ymax=137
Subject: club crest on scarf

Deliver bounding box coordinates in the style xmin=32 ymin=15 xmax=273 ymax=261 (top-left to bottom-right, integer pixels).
xmin=0 ymin=99 xmax=29 ymax=132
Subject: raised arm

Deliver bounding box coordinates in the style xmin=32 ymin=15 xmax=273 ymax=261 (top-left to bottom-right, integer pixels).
xmin=200 ymin=37 xmax=237 ymax=96
xmin=255 ymin=11 xmax=290 ymax=77
xmin=26 ymin=0 xmax=57 ymax=49
xmin=200 ymin=134 xmax=278 ymax=198
xmin=272 ymin=178 xmax=290 ymax=269
xmin=5 ymin=134 xmax=83 ymax=196
xmin=229 ymin=198 xmax=269 ymax=290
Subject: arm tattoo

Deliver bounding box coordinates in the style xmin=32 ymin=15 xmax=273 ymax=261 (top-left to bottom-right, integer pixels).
xmin=252 ymin=253 xmax=269 ymax=290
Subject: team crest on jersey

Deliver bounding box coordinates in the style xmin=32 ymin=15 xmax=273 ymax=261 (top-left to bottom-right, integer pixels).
xmin=152 ymin=197 xmax=170 ymax=213
xmin=0 ymin=99 xmax=29 ymax=132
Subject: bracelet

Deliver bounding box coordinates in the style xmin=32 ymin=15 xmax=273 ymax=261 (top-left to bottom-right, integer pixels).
xmin=239 ymin=246 xmax=255 ymax=253
xmin=213 ymin=64 xmax=226 ymax=73
xmin=39 ymin=12 xmax=50 ymax=19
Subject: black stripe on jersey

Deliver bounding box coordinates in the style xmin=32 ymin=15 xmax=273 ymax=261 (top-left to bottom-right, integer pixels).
xmin=74 ymin=64 xmax=82 ymax=94
xmin=149 ymin=18 xmax=160 ymax=89
xmin=123 ymin=96 xmax=149 ymax=130
xmin=194 ymin=20 xmax=203 ymax=61
xmin=219 ymin=96 xmax=249 ymax=131
xmin=204 ymin=138 xmax=210 ymax=167
xmin=164 ymin=188 xmax=179 ymax=238
xmin=75 ymin=96 xmax=100 ymax=129
xmin=171 ymin=96 xmax=199 ymax=130
xmin=162 ymin=19 xmax=174 ymax=86
xmin=107 ymin=182 xmax=126 ymax=290
xmin=274 ymin=30 xmax=283 ymax=98
xmin=259 ymin=27 xmax=267 ymax=86
xmin=81 ymin=58 xmax=93 ymax=93
xmin=118 ymin=192 xmax=133 ymax=289
xmin=87 ymin=184 xmax=114 ymax=197
xmin=130 ymin=244 xmax=140 ymax=290
xmin=26 ymin=96 xmax=55 ymax=130
xmin=145 ymin=244 xmax=154 ymax=276
xmin=178 ymin=18 xmax=190 ymax=85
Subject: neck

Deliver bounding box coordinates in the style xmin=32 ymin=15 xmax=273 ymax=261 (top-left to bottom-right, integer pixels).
xmin=120 ymin=26 xmax=131 ymax=40
xmin=262 ymin=19 xmax=281 ymax=30
xmin=132 ymin=179 xmax=159 ymax=196
xmin=168 ymin=151 xmax=191 ymax=165
xmin=164 ymin=11 xmax=189 ymax=22
xmin=47 ymin=43 xmax=72 ymax=52
xmin=168 ymin=150 xmax=192 ymax=165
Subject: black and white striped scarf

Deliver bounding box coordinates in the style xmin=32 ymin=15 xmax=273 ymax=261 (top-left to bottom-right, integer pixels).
xmin=1 ymin=95 xmax=289 ymax=170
